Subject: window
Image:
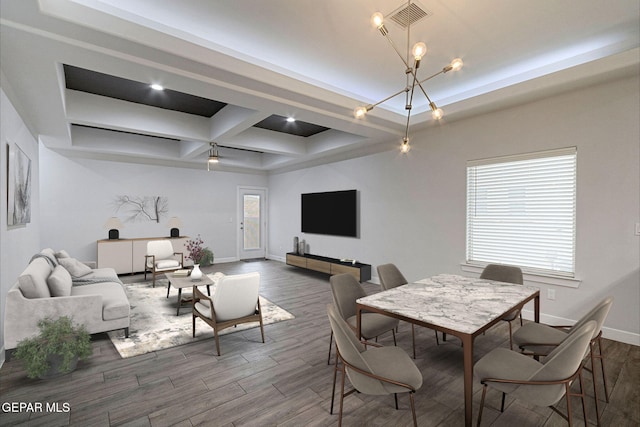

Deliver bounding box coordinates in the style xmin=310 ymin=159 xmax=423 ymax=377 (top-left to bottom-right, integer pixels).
xmin=466 ymin=147 xmax=577 ymax=276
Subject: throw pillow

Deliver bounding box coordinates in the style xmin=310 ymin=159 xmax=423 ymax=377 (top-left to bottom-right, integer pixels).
xmin=55 ymin=249 xmax=71 ymax=259
xmin=47 ymin=265 xmax=73 ymax=296
xmin=59 ymin=257 xmax=93 ymax=277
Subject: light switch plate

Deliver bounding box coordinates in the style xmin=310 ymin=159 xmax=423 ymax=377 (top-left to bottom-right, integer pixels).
xmin=636 ymin=223 xmax=640 ymax=236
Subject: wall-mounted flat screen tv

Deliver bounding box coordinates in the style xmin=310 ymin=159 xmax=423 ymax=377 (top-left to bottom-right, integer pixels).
xmin=301 ymin=190 xmax=357 ymax=237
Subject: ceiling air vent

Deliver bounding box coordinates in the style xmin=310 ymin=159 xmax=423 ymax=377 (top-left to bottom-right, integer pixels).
xmin=388 ymin=1 xmax=432 ymax=28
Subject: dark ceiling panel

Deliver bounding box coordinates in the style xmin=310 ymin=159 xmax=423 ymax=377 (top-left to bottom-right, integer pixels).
xmin=63 ymin=64 xmax=227 ymax=117
xmin=253 ymin=115 xmax=329 ymax=137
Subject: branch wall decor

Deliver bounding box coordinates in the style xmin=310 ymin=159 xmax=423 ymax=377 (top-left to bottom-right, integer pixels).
xmin=112 ymin=195 xmax=168 ymax=223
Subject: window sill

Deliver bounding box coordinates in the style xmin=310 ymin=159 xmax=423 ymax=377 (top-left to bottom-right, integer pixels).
xmin=460 ymin=262 xmax=582 ymax=288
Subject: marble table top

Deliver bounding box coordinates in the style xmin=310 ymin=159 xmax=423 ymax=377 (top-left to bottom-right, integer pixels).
xmin=357 ymin=274 xmax=539 ymax=334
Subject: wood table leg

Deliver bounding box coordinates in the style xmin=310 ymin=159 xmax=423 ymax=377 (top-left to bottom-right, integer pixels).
xmin=177 ymin=288 xmax=182 ymax=316
xmin=461 ymin=333 xmax=474 ymax=427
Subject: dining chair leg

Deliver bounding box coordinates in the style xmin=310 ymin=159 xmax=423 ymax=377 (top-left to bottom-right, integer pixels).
xmin=338 ymin=362 xmax=347 ymax=427
xmin=409 ymin=392 xmax=418 ymax=427
xmin=394 ymin=393 xmax=398 ymax=410
xmin=477 ymin=384 xmax=487 ymax=427
xmin=500 ymin=392 xmax=506 ymax=412
xmin=412 ymin=324 xmax=416 ymax=359
xmin=330 ymin=350 xmax=339 ymax=414
xmin=327 ymin=331 xmax=333 ymax=365
xmin=578 ymin=370 xmax=588 ymax=427
xmin=596 ymin=335 xmax=610 ymax=402
xmin=565 ymin=382 xmax=574 ymax=427
xmin=508 ymin=321 xmax=514 ymax=350
xmin=392 ymin=328 xmax=397 ymax=346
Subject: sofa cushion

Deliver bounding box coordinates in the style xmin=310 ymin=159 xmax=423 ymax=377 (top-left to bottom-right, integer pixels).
xmin=47 ymin=265 xmax=73 ymax=297
xmin=59 ymin=257 xmax=93 ymax=277
xmin=18 ymin=258 xmax=53 ymax=299
xmin=71 ymin=283 xmax=130 ymax=321
xmin=83 ymin=268 xmax=119 ymax=281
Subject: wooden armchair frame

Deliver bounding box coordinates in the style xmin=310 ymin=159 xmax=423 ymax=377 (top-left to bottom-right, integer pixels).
xmin=192 ymin=285 xmax=264 ymax=356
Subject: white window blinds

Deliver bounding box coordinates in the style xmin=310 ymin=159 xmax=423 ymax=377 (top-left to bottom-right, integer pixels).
xmin=466 ymin=147 xmax=577 ymax=276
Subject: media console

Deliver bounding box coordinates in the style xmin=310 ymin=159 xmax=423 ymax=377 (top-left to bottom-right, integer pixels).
xmin=286 ymin=252 xmax=371 ymax=282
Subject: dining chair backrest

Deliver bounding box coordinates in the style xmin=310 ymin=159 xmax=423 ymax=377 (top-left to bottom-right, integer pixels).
xmin=377 ymin=264 xmax=408 ymax=290
xmin=213 ymin=272 xmax=260 ymax=321
xmin=326 ymin=304 xmax=387 ymax=395
xmin=514 ymin=320 xmax=596 ymax=407
xmin=567 ymin=296 xmax=613 ymax=341
xmin=330 ymin=273 xmax=366 ymax=321
xmin=480 ymin=263 xmax=523 ymax=285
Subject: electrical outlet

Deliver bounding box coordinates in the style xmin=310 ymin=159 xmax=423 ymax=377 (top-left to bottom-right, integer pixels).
xmin=547 ymin=289 xmax=556 ymax=300
xmin=635 ymin=223 xmax=640 ymax=236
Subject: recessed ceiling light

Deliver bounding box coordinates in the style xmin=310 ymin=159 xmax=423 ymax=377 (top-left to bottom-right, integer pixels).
xmin=286 ymin=117 xmax=296 ymax=123
xmin=150 ymin=84 xmax=164 ymax=91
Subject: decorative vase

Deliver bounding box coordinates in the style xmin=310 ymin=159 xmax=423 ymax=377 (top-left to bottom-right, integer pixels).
xmin=191 ymin=264 xmax=202 ymax=281
xmin=298 ymin=240 xmax=305 ymax=255
xmin=293 ymin=237 xmax=299 ymax=254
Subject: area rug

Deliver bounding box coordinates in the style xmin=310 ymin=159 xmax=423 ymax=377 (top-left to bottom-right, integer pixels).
xmin=107 ymin=274 xmax=295 ymax=358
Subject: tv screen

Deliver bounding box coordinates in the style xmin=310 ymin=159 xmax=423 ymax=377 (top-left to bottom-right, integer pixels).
xmin=301 ymin=190 xmax=357 ymax=237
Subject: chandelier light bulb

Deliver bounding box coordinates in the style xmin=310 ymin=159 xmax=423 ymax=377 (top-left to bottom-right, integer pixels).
xmin=450 ymin=58 xmax=464 ymax=71
xmin=371 ymin=12 xmax=384 ymax=28
xmin=432 ymin=108 xmax=444 ymax=120
xmin=354 ymin=106 xmax=369 ymax=119
xmin=412 ymin=42 xmax=427 ymax=60
xmin=401 ymin=138 xmax=411 ymax=153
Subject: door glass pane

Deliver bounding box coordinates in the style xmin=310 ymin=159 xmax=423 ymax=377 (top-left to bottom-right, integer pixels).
xmin=243 ymin=194 xmax=260 ymax=250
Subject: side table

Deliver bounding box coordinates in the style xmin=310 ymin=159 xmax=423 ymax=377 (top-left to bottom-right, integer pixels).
xmin=165 ymin=272 xmax=215 ymax=315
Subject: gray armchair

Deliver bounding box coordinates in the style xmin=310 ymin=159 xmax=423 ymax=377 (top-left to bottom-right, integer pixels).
xmin=327 ymin=304 xmax=423 ymax=426
xmin=327 ymin=273 xmax=399 ymax=365
xmin=475 ymin=320 xmax=597 ymax=426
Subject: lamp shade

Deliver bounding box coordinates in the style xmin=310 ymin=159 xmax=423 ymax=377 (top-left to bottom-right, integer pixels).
xmin=104 ymin=217 xmax=123 ymax=240
xmin=167 ymin=216 xmax=183 ymax=237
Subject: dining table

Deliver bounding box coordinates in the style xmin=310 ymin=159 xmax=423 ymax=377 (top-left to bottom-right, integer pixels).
xmin=356 ymin=273 xmax=540 ymax=427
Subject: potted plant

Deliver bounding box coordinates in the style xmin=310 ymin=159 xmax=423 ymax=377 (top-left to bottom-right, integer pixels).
xmin=14 ymin=316 xmax=92 ymax=379
xmin=185 ymin=235 xmax=214 ymax=267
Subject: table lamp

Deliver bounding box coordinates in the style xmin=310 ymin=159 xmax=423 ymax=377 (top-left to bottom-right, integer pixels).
xmin=104 ymin=217 xmax=124 ymax=240
xmin=167 ymin=217 xmax=183 ymax=237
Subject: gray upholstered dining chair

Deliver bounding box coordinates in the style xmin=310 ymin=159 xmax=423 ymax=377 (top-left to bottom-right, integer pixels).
xmin=327 ymin=304 xmax=423 ymax=427
xmin=475 ymin=320 xmax=597 ymax=427
xmin=327 ymin=273 xmax=399 ymax=365
xmin=479 ymin=263 xmax=524 ymax=349
xmin=377 ymin=263 xmax=440 ymax=358
xmin=192 ymin=272 xmax=264 ymax=356
xmin=144 ymin=240 xmax=183 ymax=287
xmin=513 ymin=296 xmax=613 ymax=426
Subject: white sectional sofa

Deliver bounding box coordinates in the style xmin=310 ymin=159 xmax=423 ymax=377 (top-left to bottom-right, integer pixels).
xmin=4 ymin=248 xmax=130 ymax=351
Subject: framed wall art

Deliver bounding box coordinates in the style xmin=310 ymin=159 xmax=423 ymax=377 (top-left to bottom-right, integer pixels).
xmin=7 ymin=142 xmax=32 ymax=226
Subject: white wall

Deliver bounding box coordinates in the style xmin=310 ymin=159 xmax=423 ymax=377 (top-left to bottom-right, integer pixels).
xmin=268 ymin=75 xmax=640 ymax=345
xmin=38 ymin=148 xmax=269 ymax=263
xmin=0 ymin=86 xmax=41 ymax=359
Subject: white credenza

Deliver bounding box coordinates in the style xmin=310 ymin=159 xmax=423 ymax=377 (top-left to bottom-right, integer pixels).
xmin=97 ymin=236 xmax=189 ymax=274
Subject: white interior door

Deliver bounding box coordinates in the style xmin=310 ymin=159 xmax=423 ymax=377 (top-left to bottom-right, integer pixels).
xmin=238 ymin=187 xmax=267 ymax=260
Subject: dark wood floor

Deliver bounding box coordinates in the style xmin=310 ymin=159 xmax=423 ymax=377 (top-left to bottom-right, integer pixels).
xmin=1 ymin=260 xmax=638 ymax=426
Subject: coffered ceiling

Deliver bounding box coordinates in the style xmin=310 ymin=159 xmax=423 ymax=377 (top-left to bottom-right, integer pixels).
xmin=1 ymin=0 xmax=638 ymax=173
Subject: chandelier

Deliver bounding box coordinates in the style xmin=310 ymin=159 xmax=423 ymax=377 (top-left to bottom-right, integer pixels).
xmin=353 ymin=1 xmax=463 ymax=153
xmin=207 ymin=142 xmax=219 ymax=171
